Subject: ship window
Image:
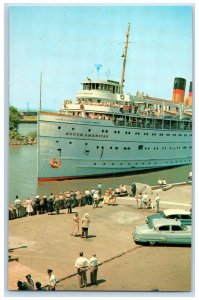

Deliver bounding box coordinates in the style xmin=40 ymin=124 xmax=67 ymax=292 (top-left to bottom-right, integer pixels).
xmin=128 ymin=163 xmax=130 ymax=165
xmin=88 ymin=129 xmax=91 ymax=132
xmin=56 ymin=140 xmax=59 ymax=143
xmin=85 ymin=143 xmax=88 ymax=145
xmin=58 ymin=126 xmax=61 ymax=129
xmin=103 ymin=163 xmax=106 ymax=165
xmin=112 ymin=163 xmax=114 ymax=165
xmin=118 ymin=131 xmax=120 ymax=134
xmin=69 ymin=142 xmax=72 ymax=144
xmin=120 ymin=163 xmax=123 ymax=165
xmin=97 ymin=146 xmax=99 ymax=149
xmin=138 ymin=145 xmax=143 ymax=150
xmin=115 ymin=147 xmax=118 ymax=150
xmin=106 ymin=130 xmax=108 ymax=133
xmin=110 ymin=146 xmax=112 ymax=149
xmin=72 ymin=128 xmax=75 ymax=130
xmin=94 ymin=163 xmax=96 ymax=165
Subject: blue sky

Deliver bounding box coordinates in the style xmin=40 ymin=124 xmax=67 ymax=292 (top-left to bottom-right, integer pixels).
xmin=8 ymin=4 xmax=193 ymax=110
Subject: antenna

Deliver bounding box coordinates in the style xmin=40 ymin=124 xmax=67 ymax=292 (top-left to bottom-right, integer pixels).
xmin=94 ymin=64 xmax=102 ymax=79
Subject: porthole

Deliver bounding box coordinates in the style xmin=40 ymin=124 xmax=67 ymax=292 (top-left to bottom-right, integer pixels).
xmin=58 ymin=126 xmax=61 ymax=129
xmin=56 ymin=140 xmax=59 ymax=143
xmin=94 ymin=163 xmax=96 ymax=165
xmin=88 ymin=129 xmax=91 ymax=132
xmin=97 ymin=146 xmax=99 ymax=149
xmin=72 ymin=128 xmax=75 ymax=130
xmin=85 ymin=143 xmax=88 ymax=146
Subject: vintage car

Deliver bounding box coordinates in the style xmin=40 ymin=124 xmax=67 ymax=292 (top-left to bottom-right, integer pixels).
xmin=133 ymin=219 xmax=191 ymax=246
xmin=146 ymin=208 xmax=192 ymax=225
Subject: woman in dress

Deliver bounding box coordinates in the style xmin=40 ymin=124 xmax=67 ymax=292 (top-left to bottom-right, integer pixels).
xmin=26 ymin=197 xmax=33 ymax=216
xmin=71 ymin=213 xmax=79 ymax=236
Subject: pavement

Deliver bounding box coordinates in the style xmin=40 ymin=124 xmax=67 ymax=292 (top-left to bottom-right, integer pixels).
xmin=7 ymin=183 xmax=192 ymax=293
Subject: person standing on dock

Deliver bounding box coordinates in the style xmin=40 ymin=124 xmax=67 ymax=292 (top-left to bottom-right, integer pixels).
xmin=75 ymin=251 xmax=89 ymax=288
xmin=88 ymin=253 xmax=99 ymax=286
xmin=97 ymin=183 xmax=102 ymax=197
xmin=93 ymin=191 xmax=100 ymax=208
xmin=25 ymin=274 xmax=34 ymax=290
xmin=54 ymin=195 xmax=60 ymax=214
xmin=71 ymin=213 xmax=79 ymax=236
xmin=47 ymin=269 xmax=57 ymax=291
xmin=47 ymin=193 xmax=55 ymax=215
xmin=155 ymin=194 xmax=160 ymax=213
xmin=81 ymin=213 xmax=90 ymax=239
xmin=131 ymin=182 xmax=137 ymax=197
xmin=25 ymin=197 xmax=33 ymax=216
xmin=66 ymin=192 xmax=73 ymax=214
xmin=14 ymin=195 xmax=21 ymax=218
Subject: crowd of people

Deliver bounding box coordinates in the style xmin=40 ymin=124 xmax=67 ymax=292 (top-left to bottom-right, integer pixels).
xmin=17 ymin=252 xmax=99 ymax=291
xmin=9 ymin=183 xmax=104 ymax=220
xmin=9 ymin=181 xmax=162 ymax=220
xmin=135 ymin=191 xmax=160 ymax=212
xmin=17 ymin=270 xmax=56 ymax=291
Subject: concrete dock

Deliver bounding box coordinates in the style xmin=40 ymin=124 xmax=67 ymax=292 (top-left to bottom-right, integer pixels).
xmin=7 ymin=183 xmax=192 ymax=293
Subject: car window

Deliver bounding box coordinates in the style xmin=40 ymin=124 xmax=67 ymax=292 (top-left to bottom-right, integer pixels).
xmin=158 ymin=225 xmax=170 ymax=231
xmin=171 ymin=225 xmax=183 ymax=231
xmin=181 ymin=215 xmax=191 ymax=220
xmin=167 ymin=214 xmax=179 ymax=219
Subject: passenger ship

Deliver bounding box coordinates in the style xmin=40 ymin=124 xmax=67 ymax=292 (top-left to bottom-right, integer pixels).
xmin=37 ymin=24 xmax=192 ymax=181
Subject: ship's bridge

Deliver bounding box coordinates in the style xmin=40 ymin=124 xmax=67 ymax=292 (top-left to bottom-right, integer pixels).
xmin=76 ymin=79 xmax=122 ymax=102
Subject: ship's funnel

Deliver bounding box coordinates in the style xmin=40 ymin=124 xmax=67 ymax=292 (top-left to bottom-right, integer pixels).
xmin=187 ymin=81 xmax=192 ymax=106
xmin=172 ymin=77 xmax=186 ymax=104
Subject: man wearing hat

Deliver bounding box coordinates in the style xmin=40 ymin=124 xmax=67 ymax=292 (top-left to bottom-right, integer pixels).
xmin=25 ymin=274 xmax=34 ymax=290
xmin=47 ymin=269 xmax=57 ymax=290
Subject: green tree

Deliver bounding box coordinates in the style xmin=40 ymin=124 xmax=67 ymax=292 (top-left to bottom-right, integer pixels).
xmin=9 ymin=106 xmax=22 ymax=131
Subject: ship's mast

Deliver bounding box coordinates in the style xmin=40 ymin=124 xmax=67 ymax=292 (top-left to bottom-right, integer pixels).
xmin=120 ymin=23 xmax=130 ymax=94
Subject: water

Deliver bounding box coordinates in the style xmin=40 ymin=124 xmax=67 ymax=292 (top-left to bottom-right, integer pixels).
xmin=8 ymin=124 xmax=192 ymax=203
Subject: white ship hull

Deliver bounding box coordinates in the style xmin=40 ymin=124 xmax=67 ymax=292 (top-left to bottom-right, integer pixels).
xmin=37 ymin=112 xmax=192 ymax=181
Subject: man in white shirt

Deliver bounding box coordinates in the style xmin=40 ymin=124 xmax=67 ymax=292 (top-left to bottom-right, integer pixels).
xmin=89 ymin=254 xmax=99 ymax=286
xmin=47 ymin=269 xmax=57 ymax=290
xmin=75 ymin=252 xmax=89 ymax=288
